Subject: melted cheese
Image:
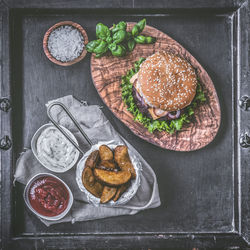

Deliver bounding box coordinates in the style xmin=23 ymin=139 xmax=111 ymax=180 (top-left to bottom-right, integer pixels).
xmin=130 ymin=72 xmax=138 ymax=84
xmin=148 ymin=108 xmax=161 ymax=120
xmin=131 ymin=73 xmax=163 ymax=120
xmin=130 ymin=73 xmax=167 ymax=120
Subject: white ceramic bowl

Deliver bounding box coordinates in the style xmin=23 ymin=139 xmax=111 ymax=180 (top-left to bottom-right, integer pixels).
xmin=76 ymin=141 xmax=142 ymax=206
xmin=23 ymin=173 xmax=73 ymax=221
xmin=31 ymin=123 xmax=80 ymax=173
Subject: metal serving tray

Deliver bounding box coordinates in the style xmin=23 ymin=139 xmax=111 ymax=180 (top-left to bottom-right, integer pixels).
xmin=0 ymin=0 xmax=249 ymax=249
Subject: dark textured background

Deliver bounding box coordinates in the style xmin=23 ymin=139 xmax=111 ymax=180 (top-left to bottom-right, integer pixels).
xmin=13 ymin=12 xmax=233 ymax=234
xmin=0 ymin=0 xmax=249 ymax=249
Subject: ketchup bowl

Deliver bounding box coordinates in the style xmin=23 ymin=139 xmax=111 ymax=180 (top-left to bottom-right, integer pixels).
xmin=24 ymin=173 xmax=73 ymax=221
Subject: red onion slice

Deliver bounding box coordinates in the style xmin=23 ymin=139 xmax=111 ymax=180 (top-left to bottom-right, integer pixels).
xmin=140 ymin=95 xmax=148 ymax=108
xmin=154 ymin=108 xmax=169 ymax=117
xmin=135 ymin=90 xmax=142 ymax=102
xmin=167 ymin=110 xmax=181 ymax=119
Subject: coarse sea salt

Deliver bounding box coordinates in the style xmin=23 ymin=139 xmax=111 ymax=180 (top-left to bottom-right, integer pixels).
xmin=47 ymin=25 xmax=84 ymax=62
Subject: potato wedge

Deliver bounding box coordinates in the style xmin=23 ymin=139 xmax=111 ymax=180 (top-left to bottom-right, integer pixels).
xmin=114 ymin=145 xmax=136 ymax=179
xmin=82 ymin=167 xmax=104 ymax=198
xmin=113 ymin=182 xmax=130 ymax=202
xmin=99 ymin=145 xmax=113 ymax=161
xmin=94 ymin=168 xmax=131 ymax=186
xmin=100 ymin=186 xmax=117 ymax=203
xmin=85 ymin=150 xmax=100 ymax=169
xmin=82 ymin=166 xmax=95 ymax=186
xmin=98 ymin=160 xmax=117 ymax=171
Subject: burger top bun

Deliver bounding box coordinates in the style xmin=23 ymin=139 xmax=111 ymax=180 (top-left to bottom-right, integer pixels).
xmin=137 ymin=51 xmax=198 ymax=111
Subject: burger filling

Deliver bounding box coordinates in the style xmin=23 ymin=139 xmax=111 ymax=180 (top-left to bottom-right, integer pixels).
xmin=131 ymin=74 xmax=184 ymax=121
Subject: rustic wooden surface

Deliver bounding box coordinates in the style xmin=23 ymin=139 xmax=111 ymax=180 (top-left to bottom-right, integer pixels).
xmin=91 ymin=23 xmax=221 ymax=151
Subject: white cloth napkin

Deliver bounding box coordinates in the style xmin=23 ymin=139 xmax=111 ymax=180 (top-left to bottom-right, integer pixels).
xmin=14 ymin=95 xmax=161 ymax=226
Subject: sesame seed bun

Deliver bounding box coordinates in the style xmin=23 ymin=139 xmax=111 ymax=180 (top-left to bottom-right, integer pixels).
xmin=137 ymin=51 xmax=198 ymax=111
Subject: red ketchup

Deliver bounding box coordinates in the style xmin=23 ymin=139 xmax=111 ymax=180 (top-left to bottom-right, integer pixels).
xmin=28 ymin=176 xmax=69 ymax=217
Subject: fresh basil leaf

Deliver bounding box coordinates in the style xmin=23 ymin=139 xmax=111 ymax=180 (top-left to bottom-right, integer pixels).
xmin=96 ymin=23 xmax=110 ymax=40
xmin=137 ymin=18 xmax=146 ymax=33
xmin=145 ymin=36 xmax=156 ymax=44
xmin=113 ymin=30 xmax=126 ymax=44
xmin=109 ymin=43 xmax=126 ymax=57
xmin=112 ymin=21 xmax=127 ymax=33
xmin=134 ymin=35 xmax=147 ymax=44
xmin=105 ymin=36 xmax=113 ymax=44
xmin=108 ymin=42 xmax=117 ymax=51
xmin=126 ymin=31 xmax=133 ymax=41
xmin=93 ymin=40 xmax=108 ymax=54
xmin=131 ymin=25 xmax=140 ymax=37
xmin=85 ymin=40 xmax=101 ymax=53
xmin=127 ymin=39 xmax=136 ymax=52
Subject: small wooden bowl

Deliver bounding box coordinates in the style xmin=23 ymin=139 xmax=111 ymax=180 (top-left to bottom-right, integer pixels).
xmin=43 ymin=21 xmax=88 ymax=66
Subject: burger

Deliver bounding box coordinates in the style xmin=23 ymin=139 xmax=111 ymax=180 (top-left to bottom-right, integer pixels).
xmin=121 ymin=51 xmax=206 ymax=133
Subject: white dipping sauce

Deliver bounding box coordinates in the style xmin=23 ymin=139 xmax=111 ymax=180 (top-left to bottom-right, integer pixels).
xmin=37 ymin=127 xmax=78 ymax=170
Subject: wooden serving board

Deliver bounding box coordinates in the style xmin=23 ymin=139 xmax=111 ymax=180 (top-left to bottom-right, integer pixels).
xmin=91 ymin=23 xmax=221 ymax=151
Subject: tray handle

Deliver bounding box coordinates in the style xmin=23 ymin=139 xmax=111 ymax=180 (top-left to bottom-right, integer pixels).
xmin=47 ymin=102 xmax=93 ymax=155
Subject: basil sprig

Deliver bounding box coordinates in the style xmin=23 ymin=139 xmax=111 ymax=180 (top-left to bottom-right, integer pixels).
xmin=86 ymin=19 xmax=156 ymax=58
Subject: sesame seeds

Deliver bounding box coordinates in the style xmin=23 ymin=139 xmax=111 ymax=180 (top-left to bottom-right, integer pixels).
xmin=138 ymin=51 xmax=198 ymax=111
